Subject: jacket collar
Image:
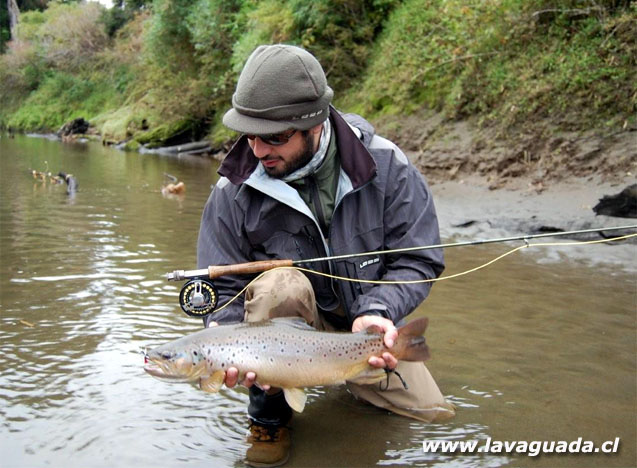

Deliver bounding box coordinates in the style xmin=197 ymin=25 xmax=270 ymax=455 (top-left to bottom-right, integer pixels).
xmin=218 ymin=106 xmax=377 ymax=189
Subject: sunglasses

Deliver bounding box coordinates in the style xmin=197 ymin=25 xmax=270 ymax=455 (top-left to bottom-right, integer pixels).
xmin=245 ymin=129 xmax=297 ymax=146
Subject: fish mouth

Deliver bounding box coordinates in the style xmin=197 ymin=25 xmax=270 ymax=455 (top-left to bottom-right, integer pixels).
xmin=143 ymin=360 xmax=191 ymax=382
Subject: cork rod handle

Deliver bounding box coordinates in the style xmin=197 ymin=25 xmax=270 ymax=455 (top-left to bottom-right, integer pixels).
xmin=207 ymin=259 xmax=294 ymax=279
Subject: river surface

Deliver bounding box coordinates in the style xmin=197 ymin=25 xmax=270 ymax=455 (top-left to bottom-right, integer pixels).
xmin=1 ymin=134 xmax=635 ymax=468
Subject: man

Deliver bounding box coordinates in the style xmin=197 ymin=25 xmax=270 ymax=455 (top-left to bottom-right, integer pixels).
xmin=197 ymin=44 xmax=455 ymax=467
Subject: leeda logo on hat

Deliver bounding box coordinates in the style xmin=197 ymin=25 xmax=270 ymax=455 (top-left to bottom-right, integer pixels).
xmin=292 ymin=109 xmax=324 ymax=121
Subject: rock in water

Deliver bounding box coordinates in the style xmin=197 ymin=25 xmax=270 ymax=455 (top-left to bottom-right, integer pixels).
xmin=593 ymin=184 xmax=637 ymax=218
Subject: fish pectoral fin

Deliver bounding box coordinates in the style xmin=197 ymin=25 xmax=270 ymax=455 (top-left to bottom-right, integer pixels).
xmin=283 ymin=388 xmax=307 ymax=413
xmin=199 ymin=371 xmax=225 ymax=393
xmin=346 ymin=367 xmax=387 ymax=385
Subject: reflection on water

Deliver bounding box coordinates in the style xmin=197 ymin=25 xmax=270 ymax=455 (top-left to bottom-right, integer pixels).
xmin=1 ymin=134 xmax=635 ymax=468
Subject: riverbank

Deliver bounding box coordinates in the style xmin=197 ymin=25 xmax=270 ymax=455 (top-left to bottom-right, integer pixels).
xmin=380 ymin=111 xmax=636 ymax=190
xmin=390 ymin=114 xmax=637 ymax=272
xmin=2 ymin=2 xmax=635 ymax=155
xmin=430 ymin=175 xmax=636 ymax=274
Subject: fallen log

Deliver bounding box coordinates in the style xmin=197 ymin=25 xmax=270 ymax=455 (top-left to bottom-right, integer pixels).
xmin=156 ymin=141 xmax=211 ymax=155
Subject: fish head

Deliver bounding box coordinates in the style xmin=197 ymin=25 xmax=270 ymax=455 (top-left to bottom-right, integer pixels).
xmin=143 ymin=342 xmax=207 ymax=382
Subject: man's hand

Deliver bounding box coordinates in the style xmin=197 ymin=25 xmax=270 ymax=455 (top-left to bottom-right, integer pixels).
xmin=208 ymin=321 xmax=270 ymax=390
xmin=351 ymin=315 xmax=398 ymax=370
xmin=223 ymin=367 xmax=262 ymax=388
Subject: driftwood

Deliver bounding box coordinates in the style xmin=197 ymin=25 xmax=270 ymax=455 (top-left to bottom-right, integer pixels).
xmin=57 ymin=118 xmax=90 ymax=137
xmin=411 ymin=52 xmax=499 ymax=84
xmin=156 ymin=140 xmax=212 ymax=155
xmin=531 ymin=7 xmax=605 ymax=24
xmin=175 ymin=147 xmax=211 ymax=156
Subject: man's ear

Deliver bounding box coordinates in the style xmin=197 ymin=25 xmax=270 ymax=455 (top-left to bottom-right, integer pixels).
xmin=308 ymin=123 xmax=324 ymax=136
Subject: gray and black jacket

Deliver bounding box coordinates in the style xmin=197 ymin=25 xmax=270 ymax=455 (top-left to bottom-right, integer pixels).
xmin=197 ymin=108 xmax=444 ymax=328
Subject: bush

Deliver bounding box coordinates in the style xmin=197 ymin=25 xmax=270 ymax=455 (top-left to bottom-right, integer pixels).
xmin=36 ymin=1 xmax=108 ymax=70
xmin=230 ymin=0 xmax=296 ymax=74
xmin=99 ymin=0 xmax=151 ymax=37
xmin=289 ymin=0 xmax=400 ymax=93
xmin=343 ymin=0 xmax=636 ymax=132
xmin=7 ymin=71 xmax=117 ymax=131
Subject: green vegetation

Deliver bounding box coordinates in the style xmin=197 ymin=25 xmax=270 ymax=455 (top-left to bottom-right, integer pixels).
xmin=345 ymin=0 xmax=636 ymax=134
xmin=0 ymin=0 xmax=634 ymax=147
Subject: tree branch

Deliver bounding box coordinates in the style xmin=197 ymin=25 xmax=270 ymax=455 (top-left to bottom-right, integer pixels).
xmin=411 ymin=51 xmax=500 ymax=84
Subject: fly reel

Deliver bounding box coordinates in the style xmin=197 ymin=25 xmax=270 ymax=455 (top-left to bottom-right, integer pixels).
xmin=178 ymin=279 xmax=218 ymax=317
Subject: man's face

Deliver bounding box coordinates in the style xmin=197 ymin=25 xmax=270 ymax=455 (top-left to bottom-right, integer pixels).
xmin=247 ymin=126 xmax=320 ymax=178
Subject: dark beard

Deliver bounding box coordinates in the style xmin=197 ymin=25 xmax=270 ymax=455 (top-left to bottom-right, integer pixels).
xmin=265 ymin=132 xmax=315 ymax=179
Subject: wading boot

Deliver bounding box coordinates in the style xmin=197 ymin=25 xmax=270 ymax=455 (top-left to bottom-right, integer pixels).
xmin=245 ymin=422 xmax=291 ymax=467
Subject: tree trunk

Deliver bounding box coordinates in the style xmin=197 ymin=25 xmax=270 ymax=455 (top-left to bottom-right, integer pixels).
xmin=8 ymin=0 xmax=20 ymax=41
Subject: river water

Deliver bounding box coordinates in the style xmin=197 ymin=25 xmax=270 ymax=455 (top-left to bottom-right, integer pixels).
xmin=0 ymin=134 xmax=635 ymax=468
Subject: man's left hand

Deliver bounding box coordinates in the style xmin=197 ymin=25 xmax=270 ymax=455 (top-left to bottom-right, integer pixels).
xmin=352 ymin=315 xmax=398 ymax=370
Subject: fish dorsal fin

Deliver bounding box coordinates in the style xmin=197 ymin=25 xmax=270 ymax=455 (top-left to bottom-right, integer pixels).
xmin=283 ymin=387 xmax=307 ymax=412
xmin=270 ymin=317 xmax=315 ymax=330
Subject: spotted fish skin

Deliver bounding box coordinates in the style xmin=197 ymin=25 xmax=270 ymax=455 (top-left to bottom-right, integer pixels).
xmin=145 ymin=317 xmax=429 ymax=388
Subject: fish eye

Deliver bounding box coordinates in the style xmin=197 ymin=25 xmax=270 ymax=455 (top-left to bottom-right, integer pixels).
xmin=161 ymin=351 xmax=173 ymax=360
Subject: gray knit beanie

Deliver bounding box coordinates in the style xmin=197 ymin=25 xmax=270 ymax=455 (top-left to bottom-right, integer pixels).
xmin=223 ymin=44 xmax=333 ymax=135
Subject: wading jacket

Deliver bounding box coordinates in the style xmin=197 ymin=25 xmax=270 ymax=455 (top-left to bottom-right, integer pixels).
xmin=197 ymin=108 xmax=444 ymax=328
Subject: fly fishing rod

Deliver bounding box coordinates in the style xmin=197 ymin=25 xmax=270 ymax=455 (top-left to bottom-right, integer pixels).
xmin=166 ymin=225 xmax=636 ymax=317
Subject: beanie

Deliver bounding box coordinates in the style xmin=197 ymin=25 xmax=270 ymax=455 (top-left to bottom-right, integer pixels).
xmin=223 ymin=44 xmax=333 ymax=135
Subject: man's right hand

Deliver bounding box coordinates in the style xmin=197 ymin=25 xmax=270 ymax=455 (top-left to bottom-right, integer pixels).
xmin=208 ymin=321 xmax=271 ymax=391
xmin=224 ymin=367 xmax=258 ymax=388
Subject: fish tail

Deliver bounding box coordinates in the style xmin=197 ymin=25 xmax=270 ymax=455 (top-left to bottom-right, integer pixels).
xmin=394 ymin=318 xmax=430 ymax=362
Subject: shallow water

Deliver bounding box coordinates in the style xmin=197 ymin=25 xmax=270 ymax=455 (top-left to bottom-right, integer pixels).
xmin=0 ymin=134 xmax=635 ymax=468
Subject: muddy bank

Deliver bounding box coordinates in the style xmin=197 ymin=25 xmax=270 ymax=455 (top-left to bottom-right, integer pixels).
xmin=430 ymin=176 xmax=636 ymax=273
xmin=374 ymin=113 xmax=637 ymax=271
xmin=380 ymin=113 xmax=636 ymax=191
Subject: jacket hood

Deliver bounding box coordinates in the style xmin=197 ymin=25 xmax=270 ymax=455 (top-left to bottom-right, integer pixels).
xmin=218 ymin=106 xmax=377 ymax=189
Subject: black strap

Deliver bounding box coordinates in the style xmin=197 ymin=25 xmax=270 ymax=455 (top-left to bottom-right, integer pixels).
xmin=380 ymin=368 xmax=409 ymax=391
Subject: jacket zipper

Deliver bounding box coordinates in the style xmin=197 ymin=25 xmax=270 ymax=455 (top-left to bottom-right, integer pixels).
xmin=327 ymin=177 xmax=376 ymax=318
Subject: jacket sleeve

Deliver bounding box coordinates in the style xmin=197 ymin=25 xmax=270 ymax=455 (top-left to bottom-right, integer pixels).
xmin=196 ymin=181 xmax=251 ymax=326
xmin=348 ymin=147 xmax=445 ymax=325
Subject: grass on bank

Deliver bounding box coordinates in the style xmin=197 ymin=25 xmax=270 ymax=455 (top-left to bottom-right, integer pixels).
xmin=342 ymin=0 xmax=636 ymax=137
xmin=0 ymin=0 xmax=635 ymax=147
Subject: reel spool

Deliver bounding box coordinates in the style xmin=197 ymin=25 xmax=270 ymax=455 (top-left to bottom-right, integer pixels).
xmin=178 ymin=279 xmax=218 ymax=317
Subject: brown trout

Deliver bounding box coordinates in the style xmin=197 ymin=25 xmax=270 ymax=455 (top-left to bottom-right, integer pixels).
xmin=144 ymin=317 xmax=430 ymax=412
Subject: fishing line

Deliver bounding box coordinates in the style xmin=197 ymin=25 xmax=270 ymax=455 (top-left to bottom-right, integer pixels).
xmin=167 ymin=225 xmax=637 ymax=282
xmin=206 ymin=232 xmax=636 ymax=316
xmin=295 ymin=233 xmax=637 ymax=285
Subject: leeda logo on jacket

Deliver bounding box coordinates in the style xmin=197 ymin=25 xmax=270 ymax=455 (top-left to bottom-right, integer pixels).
xmin=360 ymin=256 xmax=380 ymax=269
